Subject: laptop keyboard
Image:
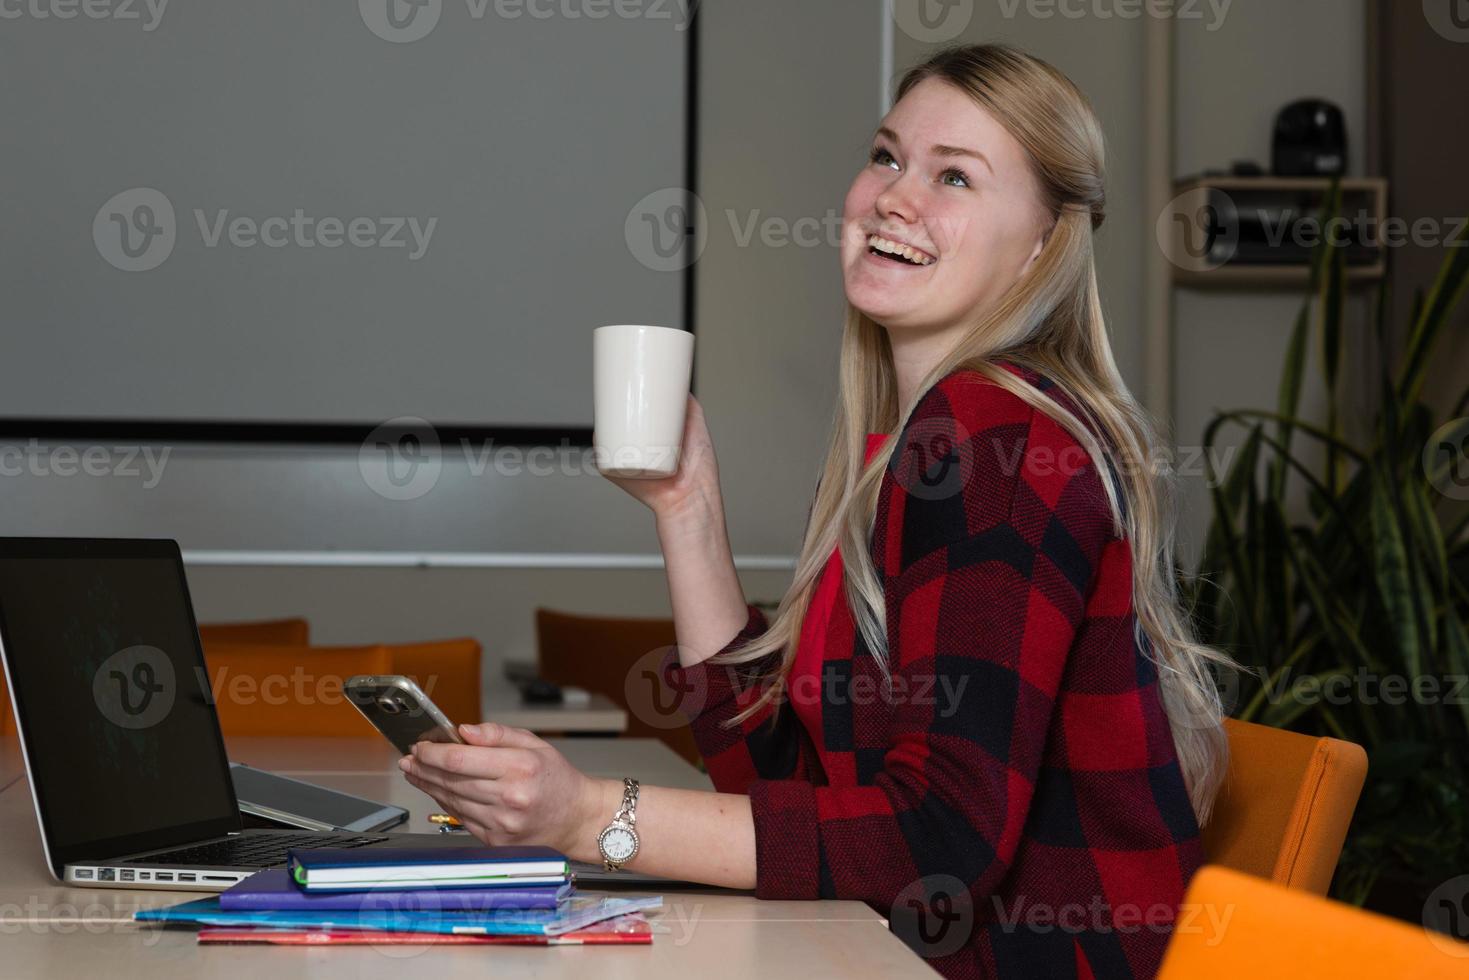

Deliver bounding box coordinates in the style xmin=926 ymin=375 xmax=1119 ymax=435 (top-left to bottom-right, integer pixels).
xmin=129 ymin=833 xmax=388 ymax=869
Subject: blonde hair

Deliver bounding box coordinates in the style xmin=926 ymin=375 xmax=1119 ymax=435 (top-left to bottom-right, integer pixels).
xmin=716 ymin=43 xmax=1234 ymax=826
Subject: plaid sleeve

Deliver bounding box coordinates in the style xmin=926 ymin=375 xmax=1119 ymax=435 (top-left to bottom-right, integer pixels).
xmin=744 ymin=378 xmax=1116 ymax=905
xmin=670 ymin=605 xmax=817 ymax=793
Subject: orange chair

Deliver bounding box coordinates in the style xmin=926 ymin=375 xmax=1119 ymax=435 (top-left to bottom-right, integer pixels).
xmin=207 ymin=644 xmax=393 ymax=737
xmin=536 ymin=609 xmax=701 ymax=765
xmin=206 ymin=638 xmax=482 ymax=738
xmin=383 ymin=638 xmax=483 ymax=730
xmin=198 ymin=617 xmax=310 ymax=649
xmin=1157 ymin=865 xmax=1469 ymax=978
xmin=1201 ymin=718 xmax=1368 ymax=895
xmin=0 ymin=619 xmax=314 ymax=736
xmin=0 ymin=671 xmax=13 ymax=736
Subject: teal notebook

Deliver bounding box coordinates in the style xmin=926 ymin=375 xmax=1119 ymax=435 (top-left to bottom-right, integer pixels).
xmin=135 ymin=894 xmax=662 ymax=936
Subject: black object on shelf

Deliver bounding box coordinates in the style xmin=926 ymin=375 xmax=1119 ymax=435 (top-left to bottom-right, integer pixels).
xmin=1272 ymin=99 xmax=1347 ymax=177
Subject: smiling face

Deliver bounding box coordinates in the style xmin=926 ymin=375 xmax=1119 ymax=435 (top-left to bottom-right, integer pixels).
xmin=842 ymin=77 xmax=1053 ymax=339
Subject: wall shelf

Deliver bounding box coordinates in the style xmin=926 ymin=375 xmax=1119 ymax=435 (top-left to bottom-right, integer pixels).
xmin=1164 ymin=176 xmax=1389 ymax=290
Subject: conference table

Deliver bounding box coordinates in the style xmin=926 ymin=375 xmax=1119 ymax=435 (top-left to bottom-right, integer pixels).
xmin=0 ymin=734 xmax=935 ymax=978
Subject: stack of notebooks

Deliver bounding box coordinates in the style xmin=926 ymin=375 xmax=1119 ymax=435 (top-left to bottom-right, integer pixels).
xmin=135 ymin=846 xmax=660 ymax=946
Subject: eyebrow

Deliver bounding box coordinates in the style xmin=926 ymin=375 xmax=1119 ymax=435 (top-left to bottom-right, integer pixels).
xmin=875 ymin=126 xmax=994 ymax=175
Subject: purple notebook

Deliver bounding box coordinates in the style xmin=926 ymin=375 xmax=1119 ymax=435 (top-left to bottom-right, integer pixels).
xmin=220 ymin=870 xmax=572 ymax=911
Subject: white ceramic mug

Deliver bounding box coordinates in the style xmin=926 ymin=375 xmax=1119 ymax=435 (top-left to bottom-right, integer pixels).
xmin=593 ymin=324 xmax=694 ymax=479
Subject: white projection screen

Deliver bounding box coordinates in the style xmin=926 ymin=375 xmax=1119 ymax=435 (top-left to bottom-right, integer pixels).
xmin=0 ymin=2 xmax=692 ymax=439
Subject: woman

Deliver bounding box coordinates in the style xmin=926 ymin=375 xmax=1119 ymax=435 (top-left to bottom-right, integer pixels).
xmin=401 ymin=44 xmax=1233 ymax=979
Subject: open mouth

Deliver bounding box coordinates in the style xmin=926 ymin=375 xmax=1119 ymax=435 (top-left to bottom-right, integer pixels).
xmin=866 ymin=234 xmax=935 ymax=267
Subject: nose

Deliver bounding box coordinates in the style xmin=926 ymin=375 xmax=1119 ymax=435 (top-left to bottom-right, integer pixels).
xmin=875 ymin=170 xmax=923 ymax=225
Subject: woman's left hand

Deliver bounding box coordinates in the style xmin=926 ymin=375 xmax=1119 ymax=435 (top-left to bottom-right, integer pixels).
xmin=400 ymin=722 xmax=605 ymax=858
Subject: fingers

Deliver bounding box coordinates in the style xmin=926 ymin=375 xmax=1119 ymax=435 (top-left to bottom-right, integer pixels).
xmin=409 ymin=739 xmax=533 ymax=779
xmin=457 ymin=722 xmax=544 ymax=750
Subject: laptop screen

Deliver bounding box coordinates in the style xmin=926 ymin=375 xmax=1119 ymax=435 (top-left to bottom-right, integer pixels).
xmin=0 ymin=539 xmax=240 ymax=872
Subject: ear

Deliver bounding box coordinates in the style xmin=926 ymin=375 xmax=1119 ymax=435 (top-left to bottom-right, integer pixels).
xmin=1023 ymin=216 xmax=1054 ymax=272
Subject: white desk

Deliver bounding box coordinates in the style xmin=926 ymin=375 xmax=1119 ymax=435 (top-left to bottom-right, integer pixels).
xmin=483 ymin=685 xmax=628 ymax=734
xmin=0 ymin=736 xmax=933 ymax=979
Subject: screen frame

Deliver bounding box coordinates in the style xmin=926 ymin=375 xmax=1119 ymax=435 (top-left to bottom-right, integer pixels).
xmin=0 ymin=537 xmax=243 ymax=877
xmin=0 ymin=13 xmax=700 ymax=449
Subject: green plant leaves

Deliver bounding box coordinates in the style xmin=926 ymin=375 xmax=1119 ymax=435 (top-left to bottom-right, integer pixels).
xmin=1190 ymin=199 xmax=1469 ymax=904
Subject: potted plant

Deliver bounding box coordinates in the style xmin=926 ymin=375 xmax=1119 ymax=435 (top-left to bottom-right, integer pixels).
xmin=1185 ymin=187 xmax=1469 ymax=917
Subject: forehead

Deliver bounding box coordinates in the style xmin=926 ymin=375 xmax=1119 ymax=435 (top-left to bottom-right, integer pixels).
xmin=880 ymin=77 xmax=1019 ymax=161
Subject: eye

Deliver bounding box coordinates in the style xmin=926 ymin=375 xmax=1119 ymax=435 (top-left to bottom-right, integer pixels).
xmin=869 ymin=145 xmax=899 ymax=170
xmin=940 ymin=167 xmax=970 ymax=189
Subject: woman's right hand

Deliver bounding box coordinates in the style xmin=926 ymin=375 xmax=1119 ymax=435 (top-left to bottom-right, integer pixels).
xmin=598 ymin=394 xmax=723 ymax=526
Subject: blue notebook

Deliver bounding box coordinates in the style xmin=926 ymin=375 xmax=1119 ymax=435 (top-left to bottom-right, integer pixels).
xmin=288 ymin=845 xmax=569 ymax=891
xmin=221 ymin=870 xmax=571 ymax=911
xmin=136 ymin=894 xmax=662 ymax=936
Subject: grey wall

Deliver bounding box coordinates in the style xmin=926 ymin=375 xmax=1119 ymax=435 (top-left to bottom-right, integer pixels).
xmin=2 ymin=1 xmax=1379 ymax=706
xmin=120 ymin=0 xmax=881 ymax=687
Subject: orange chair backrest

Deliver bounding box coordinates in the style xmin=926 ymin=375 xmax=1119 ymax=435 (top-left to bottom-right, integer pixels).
xmin=206 ymin=644 xmax=392 ymax=737
xmin=1201 ymin=717 xmax=1367 ymax=895
xmin=0 ymin=618 xmax=314 ymax=737
xmin=536 ymin=608 xmax=701 ymax=765
xmin=0 ymin=670 xmax=13 ymax=736
xmin=198 ymin=617 xmax=310 ymax=648
xmin=1157 ymin=864 xmax=1469 ymax=978
xmin=383 ymin=638 xmax=483 ymax=731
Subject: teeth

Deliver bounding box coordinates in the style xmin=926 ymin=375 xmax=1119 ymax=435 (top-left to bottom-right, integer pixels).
xmin=867 ymin=234 xmax=934 ymax=266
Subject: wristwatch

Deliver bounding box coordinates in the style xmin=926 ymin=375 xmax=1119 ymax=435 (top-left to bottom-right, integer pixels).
xmin=596 ymin=777 xmax=641 ymax=871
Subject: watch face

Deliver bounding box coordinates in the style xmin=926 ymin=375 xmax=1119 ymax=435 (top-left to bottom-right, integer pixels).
xmin=599 ymin=825 xmax=638 ymax=863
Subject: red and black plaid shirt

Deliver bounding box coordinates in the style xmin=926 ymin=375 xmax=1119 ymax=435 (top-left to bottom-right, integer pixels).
xmin=672 ymin=363 xmax=1204 ymax=979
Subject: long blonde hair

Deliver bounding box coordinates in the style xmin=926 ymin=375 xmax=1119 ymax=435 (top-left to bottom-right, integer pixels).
xmin=716 ymin=44 xmax=1235 ymax=826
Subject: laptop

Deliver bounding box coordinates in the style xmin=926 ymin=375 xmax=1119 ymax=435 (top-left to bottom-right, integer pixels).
xmin=0 ymin=537 xmax=469 ymax=891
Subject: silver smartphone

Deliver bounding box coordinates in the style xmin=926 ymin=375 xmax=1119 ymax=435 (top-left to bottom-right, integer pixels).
xmin=344 ymin=674 xmax=465 ymax=755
